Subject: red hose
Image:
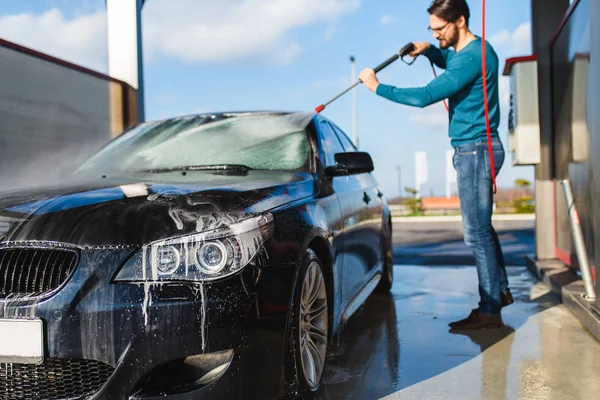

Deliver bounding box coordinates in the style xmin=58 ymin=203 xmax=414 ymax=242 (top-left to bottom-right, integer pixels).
xmin=481 ymin=0 xmax=497 ymax=194
xmin=430 ymin=61 xmax=449 ymax=112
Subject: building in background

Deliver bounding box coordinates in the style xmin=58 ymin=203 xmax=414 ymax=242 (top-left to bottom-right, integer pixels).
xmin=0 ymin=39 xmax=138 ymax=191
xmin=421 ymin=196 xmax=460 ymax=215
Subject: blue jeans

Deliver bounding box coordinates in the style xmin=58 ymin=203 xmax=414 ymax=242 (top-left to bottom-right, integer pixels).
xmin=452 ymin=138 xmax=508 ymax=315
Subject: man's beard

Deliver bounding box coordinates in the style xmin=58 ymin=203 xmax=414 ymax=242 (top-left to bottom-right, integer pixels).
xmin=439 ymin=32 xmax=459 ymax=49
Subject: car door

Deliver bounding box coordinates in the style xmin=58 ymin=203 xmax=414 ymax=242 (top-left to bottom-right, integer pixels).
xmin=329 ymin=123 xmax=384 ymax=285
xmin=318 ymin=120 xmax=375 ymax=309
xmin=316 ymin=119 xmax=352 ymax=320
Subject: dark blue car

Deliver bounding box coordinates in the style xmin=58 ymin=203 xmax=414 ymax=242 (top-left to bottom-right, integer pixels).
xmin=0 ymin=111 xmax=393 ymax=399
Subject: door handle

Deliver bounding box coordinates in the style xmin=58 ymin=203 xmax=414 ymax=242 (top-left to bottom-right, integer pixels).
xmin=363 ymin=192 xmax=371 ymax=204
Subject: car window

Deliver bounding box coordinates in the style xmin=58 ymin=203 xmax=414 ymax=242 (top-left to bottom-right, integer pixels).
xmin=319 ymin=121 xmax=345 ymax=167
xmin=331 ymin=124 xmax=357 ymax=152
xmin=74 ymin=114 xmax=312 ymax=174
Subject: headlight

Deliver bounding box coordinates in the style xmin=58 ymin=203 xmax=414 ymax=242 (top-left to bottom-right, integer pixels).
xmin=114 ymin=213 xmax=274 ymax=282
xmin=157 ymin=246 xmax=181 ymax=275
xmin=196 ymin=241 xmax=228 ymax=274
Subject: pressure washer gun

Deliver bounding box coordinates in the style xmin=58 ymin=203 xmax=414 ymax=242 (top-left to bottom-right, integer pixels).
xmin=315 ymin=42 xmax=416 ymax=114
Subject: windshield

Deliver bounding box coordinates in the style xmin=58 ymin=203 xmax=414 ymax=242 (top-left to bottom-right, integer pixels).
xmin=74 ymin=113 xmax=312 ymax=175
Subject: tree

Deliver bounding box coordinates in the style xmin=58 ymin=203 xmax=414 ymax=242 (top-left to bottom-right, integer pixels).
xmin=403 ymin=187 xmax=422 ymax=215
xmin=513 ymin=197 xmax=535 ymax=213
xmin=405 ymin=187 xmax=418 ymax=198
xmin=513 ymin=178 xmax=534 ymax=213
xmin=515 ymin=178 xmax=531 ymax=197
xmin=515 ymin=178 xmax=531 ymax=188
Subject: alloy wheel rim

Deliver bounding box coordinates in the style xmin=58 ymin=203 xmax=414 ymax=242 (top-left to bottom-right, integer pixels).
xmin=299 ymin=260 xmax=328 ymax=389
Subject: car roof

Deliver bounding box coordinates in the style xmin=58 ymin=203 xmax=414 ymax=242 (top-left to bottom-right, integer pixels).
xmin=148 ymin=110 xmax=318 ymax=128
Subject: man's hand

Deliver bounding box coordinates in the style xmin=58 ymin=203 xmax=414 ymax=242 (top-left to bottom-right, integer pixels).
xmin=409 ymin=42 xmax=431 ymax=57
xmin=359 ymin=68 xmax=379 ymax=92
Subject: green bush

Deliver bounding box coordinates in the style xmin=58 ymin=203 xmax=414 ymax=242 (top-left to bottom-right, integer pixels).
xmin=402 ymin=197 xmax=423 ymax=216
xmin=496 ymin=200 xmax=510 ymax=208
xmin=513 ymin=196 xmax=535 ymax=213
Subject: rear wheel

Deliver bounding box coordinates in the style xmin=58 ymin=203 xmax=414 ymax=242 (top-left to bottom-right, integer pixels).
xmin=289 ymin=249 xmax=329 ymax=397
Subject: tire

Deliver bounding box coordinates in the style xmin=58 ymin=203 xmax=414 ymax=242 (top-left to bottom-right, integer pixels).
xmin=376 ymin=222 xmax=394 ymax=293
xmin=288 ymin=248 xmax=329 ymax=398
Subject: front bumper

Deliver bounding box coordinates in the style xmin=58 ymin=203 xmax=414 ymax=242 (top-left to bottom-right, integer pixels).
xmin=0 ymin=248 xmax=296 ymax=399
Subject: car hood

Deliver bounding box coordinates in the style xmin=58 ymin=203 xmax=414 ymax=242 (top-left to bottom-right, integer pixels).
xmin=0 ymin=170 xmax=316 ymax=247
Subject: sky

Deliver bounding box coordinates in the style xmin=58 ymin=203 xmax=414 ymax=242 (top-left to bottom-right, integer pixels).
xmin=0 ymin=0 xmax=534 ymax=198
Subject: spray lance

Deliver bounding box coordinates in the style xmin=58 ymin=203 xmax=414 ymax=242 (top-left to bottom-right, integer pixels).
xmin=314 ymin=42 xmax=416 ymax=114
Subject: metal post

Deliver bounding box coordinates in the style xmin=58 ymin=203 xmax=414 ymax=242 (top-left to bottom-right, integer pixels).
xmin=350 ymin=56 xmax=358 ymax=148
xmin=107 ymin=0 xmax=146 ymax=122
xmin=561 ymin=179 xmax=596 ymax=300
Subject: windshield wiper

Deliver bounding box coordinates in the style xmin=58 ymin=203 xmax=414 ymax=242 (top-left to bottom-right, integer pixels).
xmin=140 ymin=164 xmax=254 ymax=173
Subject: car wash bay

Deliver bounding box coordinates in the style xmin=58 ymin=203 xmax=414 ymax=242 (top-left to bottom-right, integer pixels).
xmin=316 ymin=218 xmax=600 ymax=400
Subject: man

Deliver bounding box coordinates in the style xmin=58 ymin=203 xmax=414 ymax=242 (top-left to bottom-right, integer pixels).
xmin=359 ymin=0 xmax=513 ymax=330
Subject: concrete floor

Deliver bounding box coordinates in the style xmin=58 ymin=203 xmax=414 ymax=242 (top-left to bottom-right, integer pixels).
xmin=317 ymin=219 xmax=600 ymax=399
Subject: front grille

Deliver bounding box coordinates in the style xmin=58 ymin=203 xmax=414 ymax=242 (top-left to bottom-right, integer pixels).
xmin=0 ymin=359 xmax=114 ymax=400
xmin=0 ymin=248 xmax=78 ymax=298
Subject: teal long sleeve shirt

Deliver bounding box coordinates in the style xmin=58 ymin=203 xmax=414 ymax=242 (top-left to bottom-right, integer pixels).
xmin=375 ymin=37 xmax=501 ymax=147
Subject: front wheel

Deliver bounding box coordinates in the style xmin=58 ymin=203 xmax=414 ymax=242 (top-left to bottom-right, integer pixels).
xmin=289 ymin=249 xmax=329 ymax=397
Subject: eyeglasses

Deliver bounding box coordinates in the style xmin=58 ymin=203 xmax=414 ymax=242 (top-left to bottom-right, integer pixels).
xmin=428 ymin=21 xmax=452 ymax=34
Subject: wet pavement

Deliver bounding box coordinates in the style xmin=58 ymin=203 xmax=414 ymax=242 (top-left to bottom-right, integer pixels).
xmin=317 ymin=219 xmax=600 ymax=399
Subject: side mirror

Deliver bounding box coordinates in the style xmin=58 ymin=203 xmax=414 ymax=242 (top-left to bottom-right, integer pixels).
xmin=326 ymin=152 xmax=374 ymax=177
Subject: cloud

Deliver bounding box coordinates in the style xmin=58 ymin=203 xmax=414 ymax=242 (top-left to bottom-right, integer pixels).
xmin=0 ymin=0 xmax=360 ymax=71
xmin=510 ymin=23 xmax=532 ymax=54
xmin=489 ymin=22 xmax=531 ymax=56
xmin=379 ymin=15 xmax=397 ymax=26
xmin=143 ymin=0 xmax=361 ymax=65
xmin=0 ymin=8 xmax=108 ymax=72
xmin=489 ymin=30 xmax=511 ymax=47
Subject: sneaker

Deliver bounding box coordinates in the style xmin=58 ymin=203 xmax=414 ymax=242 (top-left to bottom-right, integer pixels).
xmin=448 ymin=309 xmax=504 ymax=330
xmin=502 ymin=288 xmax=514 ymax=307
